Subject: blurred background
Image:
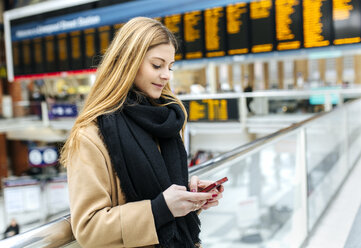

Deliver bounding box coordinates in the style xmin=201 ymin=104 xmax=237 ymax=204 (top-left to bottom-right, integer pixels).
xmin=1 ymin=0 xmax=361 ymax=247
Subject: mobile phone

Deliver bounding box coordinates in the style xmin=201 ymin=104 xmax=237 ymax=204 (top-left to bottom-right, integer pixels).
xmin=200 ymin=177 xmax=228 ymax=192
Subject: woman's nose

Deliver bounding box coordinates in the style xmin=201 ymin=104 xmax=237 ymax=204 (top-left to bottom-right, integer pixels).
xmin=160 ymin=69 xmax=170 ymax=80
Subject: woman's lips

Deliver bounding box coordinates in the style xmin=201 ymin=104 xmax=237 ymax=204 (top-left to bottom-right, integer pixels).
xmin=152 ymin=83 xmax=164 ymax=89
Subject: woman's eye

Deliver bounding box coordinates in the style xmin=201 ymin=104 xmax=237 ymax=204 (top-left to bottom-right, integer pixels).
xmin=169 ymin=68 xmax=173 ymax=71
xmin=152 ymin=64 xmax=161 ymax=69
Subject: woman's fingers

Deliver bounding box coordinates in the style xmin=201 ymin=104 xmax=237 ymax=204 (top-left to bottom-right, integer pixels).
xmin=217 ymin=184 xmax=224 ymax=193
xmin=164 ymin=181 xmax=224 ymax=216
xmin=197 ymin=180 xmax=225 ymax=193
xmin=189 ymin=176 xmax=199 ymax=192
xmin=169 ymin=184 xmax=187 ymax=191
xmin=197 ymin=180 xmax=213 ymax=189
xmin=163 ymin=184 xmax=213 ymax=217
xmin=183 ymin=191 xmax=213 ymax=201
xmin=188 ymin=178 xmax=226 ymax=211
xmin=209 ymin=192 xmax=222 ymax=201
xmin=201 ymin=200 xmax=219 ymax=210
xmin=200 ymin=192 xmax=223 ymax=210
xmin=189 ymin=200 xmax=207 ymax=211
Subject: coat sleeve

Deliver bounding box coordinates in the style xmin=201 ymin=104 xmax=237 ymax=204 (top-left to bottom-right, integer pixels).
xmin=67 ymin=131 xmax=159 ymax=248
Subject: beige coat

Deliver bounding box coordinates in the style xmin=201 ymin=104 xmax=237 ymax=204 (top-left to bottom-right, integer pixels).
xmin=67 ymin=124 xmax=158 ymax=248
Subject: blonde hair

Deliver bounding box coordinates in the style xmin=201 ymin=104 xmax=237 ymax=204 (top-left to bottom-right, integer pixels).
xmin=60 ymin=17 xmax=187 ymax=166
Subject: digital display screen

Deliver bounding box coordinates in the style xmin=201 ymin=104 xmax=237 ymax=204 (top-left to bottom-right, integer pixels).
xmin=226 ymin=2 xmax=250 ymax=55
xmin=204 ymin=6 xmax=226 ymax=57
xmin=98 ymin=25 xmax=112 ymax=55
xmin=183 ymin=99 xmax=239 ymax=122
xmin=164 ymin=14 xmax=184 ymax=60
xmin=33 ymin=37 xmax=45 ymax=74
xmin=113 ymin=23 xmax=124 ymax=31
xmin=250 ymin=0 xmax=275 ymax=53
xmin=333 ymin=0 xmax=361 ymax=45
xmin=70 ymin=30 xmax=83 ymax=70
xmin=11 ymin=0 xmax=361 ymax=80
xmin=303 ymin=0 xmax=332 ymax=48
xmin=154 ymin=17 xmax=163 ymax=23
xmin=12 ymin=41 xmax=22 ymax=75
xmin=22 ymin=39 xmax=32 ymax=74
xmin=45 ymin=35 xmax=57 ymax=72
xmin=83 ymin=28 xmax=97 ymax=68
xmin=275 ymin=0 xmax=302 ymax=50
xmin=184 ymin=10 xmax=204 ymax=59
xmin=112 ymin=23 xmax=124 ymax=40
xmin=57 ymin=33 xmax=70 ymax=71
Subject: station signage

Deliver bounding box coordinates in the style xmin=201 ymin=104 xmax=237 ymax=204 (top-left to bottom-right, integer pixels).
xmin=6 ymin=0 xmax=361 ymax=81
xmin=28 ymin=147 xmax=58 ymax=167
xmin=49 ymin=103 xmax=78 ymax=118
xmin=183 ymin=98 xmax=239 ymax=122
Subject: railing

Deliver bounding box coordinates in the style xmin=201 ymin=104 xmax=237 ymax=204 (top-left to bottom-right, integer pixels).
xmin=191 ymin=98 xmax=361 ymax=247
xmin=0 ymin=215 xmax=76 ymax=248
xmin=180 ymin=87 xmax=361 ymax=135
xmin=0 ymin=97 xmax=361 ymax=247
xmin=2 ymin=87 xmax=361 ymax=131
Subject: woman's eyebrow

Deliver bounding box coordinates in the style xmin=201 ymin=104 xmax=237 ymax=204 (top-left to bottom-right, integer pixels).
xmin=151 ymin=57 xmax=175 ymax=64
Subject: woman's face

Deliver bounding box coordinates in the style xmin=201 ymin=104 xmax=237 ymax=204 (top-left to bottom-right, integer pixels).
xmin=134 ymin=43 xmax=175 ymax=99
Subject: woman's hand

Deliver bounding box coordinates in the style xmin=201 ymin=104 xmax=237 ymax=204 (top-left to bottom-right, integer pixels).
xmin=163 ymin=184 xmax=212 ymax=217
xmin=189 ymin=176 xmax=224 ymax=210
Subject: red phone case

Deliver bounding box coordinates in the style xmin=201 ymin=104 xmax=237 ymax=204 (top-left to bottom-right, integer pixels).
xmin=200 ymin=177 xmax=228 ymax=192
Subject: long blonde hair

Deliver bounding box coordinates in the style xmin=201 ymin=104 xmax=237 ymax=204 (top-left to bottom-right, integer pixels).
xmin=60 ymin=17 xmax=187 ymax=166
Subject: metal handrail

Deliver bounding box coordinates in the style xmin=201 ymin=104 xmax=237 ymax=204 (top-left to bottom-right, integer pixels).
xmin=0 ymin=215 xmax=74 ymax=248
xmin=0 ymin=98 xmax=357 ymax=248
xmin=189 ymin=109 xmax=326 ymax=176
xmin=178 ymin=87 xmax=361 ymax=100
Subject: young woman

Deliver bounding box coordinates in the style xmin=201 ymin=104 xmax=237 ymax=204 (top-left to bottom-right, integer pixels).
xmin=60 ymin=17 xmax=223 ymax=248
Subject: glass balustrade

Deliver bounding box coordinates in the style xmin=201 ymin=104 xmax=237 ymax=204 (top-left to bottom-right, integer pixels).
xmin=190 ymin=98 xmax=361 ymax=247
xmin=1 ymin=98 xmax=361 ymax=247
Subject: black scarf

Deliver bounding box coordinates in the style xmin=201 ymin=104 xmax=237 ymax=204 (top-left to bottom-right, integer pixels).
xmin=97 ymin=92 xmax=201 ymax=248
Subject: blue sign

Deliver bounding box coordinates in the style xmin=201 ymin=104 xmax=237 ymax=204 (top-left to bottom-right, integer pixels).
xmin=3 ymin=178 xmax=39 ymax=187
xmin=49 ymin=104 xmax=78 ymax=119
xmin=11 ymin=0 xmax=243 ymax=41
xmin=309 ymin=87 xmax=341 ymax=105
xmin=29 ymin=147 xmax=58 ymax=167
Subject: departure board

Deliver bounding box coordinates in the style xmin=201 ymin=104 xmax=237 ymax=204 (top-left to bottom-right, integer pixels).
xmin=98 ymin=25 xmax=112 ymax=55
xmin=250 ymin=0 xmax=275 ymax=53
xmin=333 ymin=0 xmax=361 ymax=45
xmin=275 ymin=0 xmax=302 ymax=51
xmin=33 ymin=37 xmax=45 ymax=74
xmin=204 ymin=6 xmax=226 ymax=57
xmin=183 ymin=99 xmax=239 ymax=122
xmin=84 ymin=28 xmax=97 ymax=68
xmin=57 ymin=33 xmax=70 ymax=71
xmin=226 ymin=2 xmax=250 ymax=55
xmin=303 ymin=0 xmax=332 ymax=48
xmin=12 ymin=41 xmax=22 ymax=75
xmin=112 ymin=23 xmax=124 ymax=40
xmin=154 ymin=17 xmax=163 ymax=23
xmin=164 ymin=14 xmax=184 ymax=60
xmin=184 ymin=10 xmax=204 ymax=59
xmin=22 ymin=39 xmax=32 ymax=74
xmin=113 ymin=23 xmax=124 ymax=31
xmin=45 ymin=35 xmax=57 ymax=72
xmin=70 ymin=31 xmax=83 ymax=70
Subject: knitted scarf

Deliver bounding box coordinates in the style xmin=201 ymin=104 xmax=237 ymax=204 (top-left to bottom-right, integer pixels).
xmin=97 ymin=92 xmax=201 ymax=248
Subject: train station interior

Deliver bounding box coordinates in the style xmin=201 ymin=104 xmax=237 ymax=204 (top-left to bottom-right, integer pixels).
xmin=0 ymin=0 xmax=361 ymax=247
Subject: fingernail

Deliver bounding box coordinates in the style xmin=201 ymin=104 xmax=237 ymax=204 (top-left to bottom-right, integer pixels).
xmin=191 ymin=189 xmax=196 ymax=192
xmin=212 ymin=194 xmax=218 ymax=197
